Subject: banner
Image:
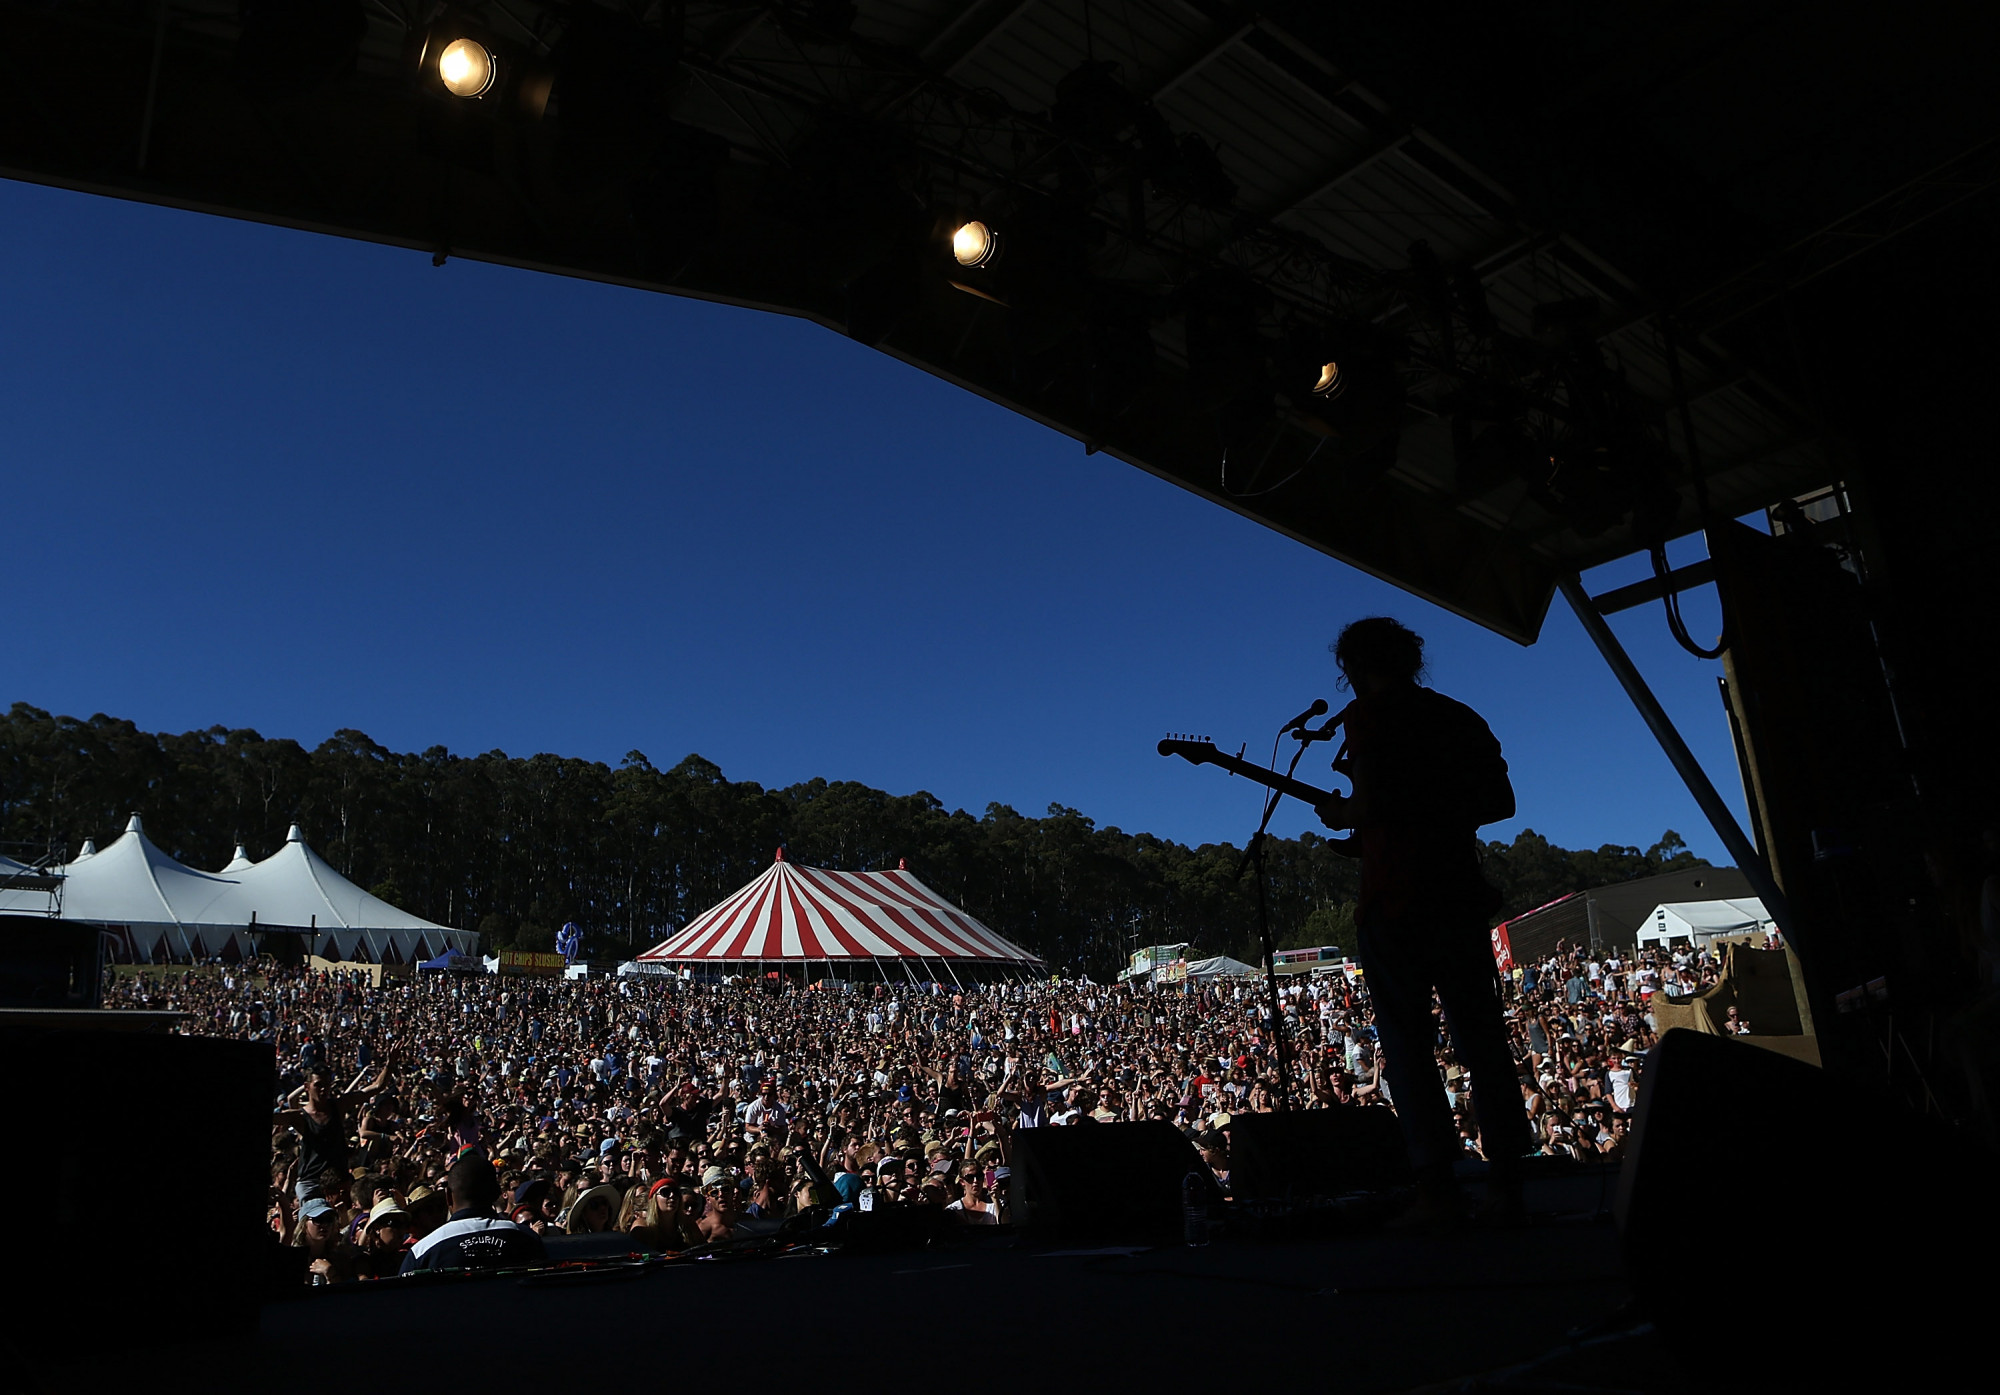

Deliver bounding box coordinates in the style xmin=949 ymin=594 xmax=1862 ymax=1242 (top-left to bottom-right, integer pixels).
xmin=498 ymin=950 xmax=566 ymax=978
xmin=1490 ymin=920 xmax=1513 ymax=973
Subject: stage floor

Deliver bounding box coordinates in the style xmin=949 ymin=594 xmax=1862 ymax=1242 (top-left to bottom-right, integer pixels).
xmin=28 ymin=1174 xmax=1670 ymax=1393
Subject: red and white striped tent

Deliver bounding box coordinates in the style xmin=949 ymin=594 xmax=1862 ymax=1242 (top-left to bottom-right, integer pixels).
xmin=637 ymin=850 xmax=1041 ymax=973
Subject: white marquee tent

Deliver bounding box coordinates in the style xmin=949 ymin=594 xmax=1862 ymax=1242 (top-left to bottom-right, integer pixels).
xmin=0 ymin=815 xmax=474 ymax=963
xmin=1636 ymin=898 xmax=1773 ymax=949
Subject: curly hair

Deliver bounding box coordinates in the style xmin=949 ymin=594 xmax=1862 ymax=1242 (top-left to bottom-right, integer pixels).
xmin=1331 ymin=616 xmax=1426 ymax=688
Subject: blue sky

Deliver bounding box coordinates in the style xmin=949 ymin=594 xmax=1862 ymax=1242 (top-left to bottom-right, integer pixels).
xmin=0 ymin=178 xmax=1748 ymax=861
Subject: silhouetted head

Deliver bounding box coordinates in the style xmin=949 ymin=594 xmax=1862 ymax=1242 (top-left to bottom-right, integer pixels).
xmin=1332 ymin=617 xmax=1425 ymax=690
xmin=446 ymin=1154 xmax=502 ymax=1213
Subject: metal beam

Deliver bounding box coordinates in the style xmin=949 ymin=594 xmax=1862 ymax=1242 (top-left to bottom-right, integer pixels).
xmin=1558 ymin=575 xmax=1796 ymax=941
xmin=1680 ymin=132 xmax=2000 ymax=336
xmin=1590 ymin=558 xmax=1714 ymax=616
xmin=864 ymin=0 xmax=1042 ymax=118
xmin=1147 ymin=21 xmax=1255 ymax=103
xmin=1259 ymin=132 xmax=1409 ymax=224
xmin=939 ymin=0 xmax=1041 ymax=78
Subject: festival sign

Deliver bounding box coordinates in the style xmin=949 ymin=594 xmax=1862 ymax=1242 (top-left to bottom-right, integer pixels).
xmin=498 ymin=950 xmax=566 ymax=978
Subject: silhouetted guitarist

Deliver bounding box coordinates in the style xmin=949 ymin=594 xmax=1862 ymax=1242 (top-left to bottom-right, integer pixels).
xmin=1315 ymin=617 xmax=1528 ymax=1226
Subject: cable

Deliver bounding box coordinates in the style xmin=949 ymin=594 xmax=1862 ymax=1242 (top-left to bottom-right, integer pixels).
xmin=1220 ymin=432 xmax=1322 ymax=499
xmin=1651 ymin=542 xmax=1726 ymax=660
xmin=1656 ymin=315 xmax=1728 ymax=661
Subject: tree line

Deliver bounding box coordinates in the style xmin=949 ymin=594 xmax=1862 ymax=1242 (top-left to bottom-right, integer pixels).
xmin=0 ymin=703 xmax=1708 ymax=974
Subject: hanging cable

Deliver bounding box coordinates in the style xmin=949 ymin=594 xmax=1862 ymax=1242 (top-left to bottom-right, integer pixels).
xmin=1658 ymin=315 xmax=1727 ymax=660
xmin=1651 ymin=542 xmax=1727 ymax=659
xmin=1220 ymin=426 xmax=1319 ymax=499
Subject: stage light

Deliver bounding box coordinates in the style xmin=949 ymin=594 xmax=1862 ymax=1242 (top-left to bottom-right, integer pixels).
xmin=438 ymin=37 xmax=495 ymax=97
xmin=1312 ymin=361 xmax=1342 ymax=397
xmin=952 ymin=221 xmax=999 ymax=268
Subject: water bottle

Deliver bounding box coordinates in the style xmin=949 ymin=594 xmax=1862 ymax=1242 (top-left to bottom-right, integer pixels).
xmin=1182 ymin=1170 xmax=1209 ymax=1247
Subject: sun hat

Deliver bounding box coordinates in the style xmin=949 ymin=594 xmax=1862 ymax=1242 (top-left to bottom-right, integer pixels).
xmin=566 ymin=1183 xmax=622 ymax=1233
xmin=700 ymin=1165 xmax=731 ymax=1189
xmin=364 ymin=1197 xmax=408 ymax=1231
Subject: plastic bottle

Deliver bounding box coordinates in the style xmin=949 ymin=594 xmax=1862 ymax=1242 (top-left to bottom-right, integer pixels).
xmin=1182 ymin=1170 xmax=1210 ymax=1247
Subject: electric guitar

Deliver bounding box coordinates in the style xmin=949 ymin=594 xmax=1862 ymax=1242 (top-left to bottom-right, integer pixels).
xmin=1156 ymin=736 xmax=1344 ymax=810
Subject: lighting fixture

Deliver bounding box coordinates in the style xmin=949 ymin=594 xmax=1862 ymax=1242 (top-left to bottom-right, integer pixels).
xmin=1312 ymin=360 xmax=1342 ymax=398
xmin=438 ymin=37 xmax=495 ymax=97
xmin=952 ymin=220 xmax=999 ymax=268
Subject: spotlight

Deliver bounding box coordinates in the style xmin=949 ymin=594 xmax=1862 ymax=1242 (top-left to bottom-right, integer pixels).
xmin=1311 ymin=361 xmax=1342 ymax=398
xmin=437 ymin=38 xmax=495 ymax=98
xmin=411 ymin=21 xmax=547 ymax=116
xmin=952 ymin=221 xmax=1000 ymax=268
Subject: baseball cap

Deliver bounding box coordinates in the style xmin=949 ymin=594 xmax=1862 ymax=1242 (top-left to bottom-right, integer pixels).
xmin=298 ymin=1197 xmax=337 ymax=1221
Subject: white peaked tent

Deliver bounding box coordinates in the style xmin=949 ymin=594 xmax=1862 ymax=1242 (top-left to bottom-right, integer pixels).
xmin=0 ymin=815 xmax=475 ymax=963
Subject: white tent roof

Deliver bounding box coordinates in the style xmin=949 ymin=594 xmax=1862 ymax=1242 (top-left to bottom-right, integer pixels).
xmin=221 ymin=825 xmax=445 ymax=932
xmin=1640 ymin=898 xmax=1771 ymax=941
xmin=56 ymin=814 xmax=244 ymax=927
xmin=0 ymin=815 xmax=467 ymax=960
xmin=1186 ymin=954 xmax=1261 ymax=979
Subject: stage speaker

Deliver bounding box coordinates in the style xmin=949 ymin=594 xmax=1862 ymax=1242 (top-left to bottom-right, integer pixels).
xmin=0 ymin=1023 xmax=276 ymax=1348
xmin=1616 ymin=1028 xmax=1987 ymax=1374
xmin=1224 ymin=1106 xmax=1411 ymax=1199
xmin=1007 ymin=1120 xmax=1218 ymax=1240
xmin=0 ymin=915 xmax=104 ymax=1008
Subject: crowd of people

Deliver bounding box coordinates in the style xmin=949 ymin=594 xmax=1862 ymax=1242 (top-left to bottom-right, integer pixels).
xmin=102 ymin=937 xmax=1739 ymax=1280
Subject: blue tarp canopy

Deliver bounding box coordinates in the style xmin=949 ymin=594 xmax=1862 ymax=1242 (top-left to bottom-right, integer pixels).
xmin=418 ymin=950 xmax=484 ymax=973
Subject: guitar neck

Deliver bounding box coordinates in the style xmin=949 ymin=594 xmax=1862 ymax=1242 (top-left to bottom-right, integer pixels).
xmin=1157 ymin=739 xmax=1334 ymax=806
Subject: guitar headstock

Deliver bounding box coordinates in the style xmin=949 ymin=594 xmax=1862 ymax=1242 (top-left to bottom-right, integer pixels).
xmin=1157 ymin=734 xmax=1222 ymax=764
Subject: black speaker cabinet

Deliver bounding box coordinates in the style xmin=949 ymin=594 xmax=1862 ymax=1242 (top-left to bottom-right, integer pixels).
xmin=1225 ymin=1106 xmax=1412 ymax=1199
xmin=0 ymin=1023 xmax=276 ymax=1348
xmin=1007 ymin=1120 xmax=1217 ymax=1240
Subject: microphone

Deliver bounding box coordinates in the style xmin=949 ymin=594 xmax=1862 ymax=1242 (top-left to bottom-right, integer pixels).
xmin=1279 ymin=698 xmax=1328 ymax=735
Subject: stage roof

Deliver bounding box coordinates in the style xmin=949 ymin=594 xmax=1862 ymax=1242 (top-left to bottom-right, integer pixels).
xmin=4 ymin=1 xmax=1993 ymax=640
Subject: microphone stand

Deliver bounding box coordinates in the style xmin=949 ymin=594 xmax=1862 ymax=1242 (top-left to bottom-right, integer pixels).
xmin=1234 ymin=728 xmax=1323 ymax=1113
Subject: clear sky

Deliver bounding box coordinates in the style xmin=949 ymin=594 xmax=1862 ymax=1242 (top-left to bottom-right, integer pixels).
xmin=0 ymin=177 xmax=1749 ymax=862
